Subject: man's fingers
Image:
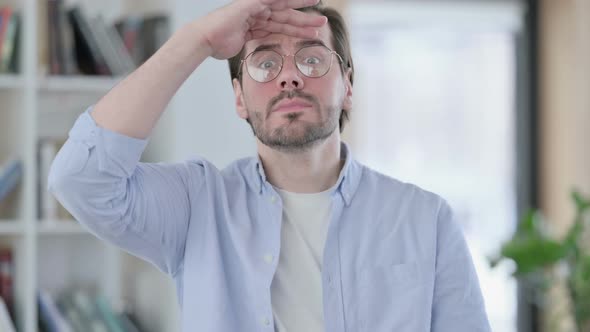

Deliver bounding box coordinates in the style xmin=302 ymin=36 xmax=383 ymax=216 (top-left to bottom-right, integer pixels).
xmin=253 ymin=21 xmax=318 ymax=39
xmin=270 ymin=9 xmax=326 ymax=27
xmin=250 ymin=19 xmax=269 ymax=30
xmin=247 ymin=0 xmax=323 ymax=41
xmin=252 ymin=7 xmax=272 ymax=21
xmin=260 ymin=0 xmax=320 ymax=11
xmin=247 ymin=30 xmax=273 ymax=41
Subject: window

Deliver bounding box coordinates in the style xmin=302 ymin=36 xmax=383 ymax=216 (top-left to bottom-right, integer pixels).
xmin=349 ymin=2 xmax=525 ymax=331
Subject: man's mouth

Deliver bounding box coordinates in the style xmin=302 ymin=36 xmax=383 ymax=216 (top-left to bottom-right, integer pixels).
xmin=273 ymin=99 xmax=313 ymax=113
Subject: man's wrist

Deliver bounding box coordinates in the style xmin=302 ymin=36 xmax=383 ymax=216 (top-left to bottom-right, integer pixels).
xmin=186 ymin=20 xmax=214 ymax=60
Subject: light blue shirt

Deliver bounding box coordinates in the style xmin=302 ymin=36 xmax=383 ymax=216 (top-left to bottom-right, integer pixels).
xmin=48 ymin=108 xmax=491 ymax=332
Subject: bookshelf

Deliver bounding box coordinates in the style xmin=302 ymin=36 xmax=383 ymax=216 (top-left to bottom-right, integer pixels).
xmin=0 ymin=222 xmax=24 ymax=236
xmin=0 ymin=0 xmax=180 ymax=331
xmin=0 ymin=74 xmax=23 ymax=89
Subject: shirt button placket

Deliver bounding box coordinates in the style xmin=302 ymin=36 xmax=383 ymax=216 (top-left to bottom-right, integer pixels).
xmin=264 ymin=253 xmax=274 ymax=265
xmin=262 ymin=317 xmax=270 ymax=326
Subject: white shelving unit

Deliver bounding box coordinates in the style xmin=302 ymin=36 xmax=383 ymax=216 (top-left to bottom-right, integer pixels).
xmin=1 ymin=0 xmax=260 ymax=329
xmin=0 ymin=0 xmax=178 ymax=331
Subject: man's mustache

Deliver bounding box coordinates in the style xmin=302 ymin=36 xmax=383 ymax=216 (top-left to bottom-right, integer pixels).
xmin=267 ymin=90 xmax=319 ymax=114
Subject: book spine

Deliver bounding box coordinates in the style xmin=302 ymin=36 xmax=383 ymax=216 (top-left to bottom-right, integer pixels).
xmin=47 ymin=0 xmax=62 ymax=75
xmin=57 ymin=0 xmax=76 ymax=75
xmin=0 ymin=7 xmax=14 ymax=66
xmin=0 ymin=249 xmax=14 ymax=324
xmin=68 ymin=7 xmax=111 ymax=75
xmin=0 ymin=159 xmax=22 ymax=203
xmin=0 ymin=297 xmax=15 ymax=332
xmin=0 ymin=13 xmax=19 ymax=73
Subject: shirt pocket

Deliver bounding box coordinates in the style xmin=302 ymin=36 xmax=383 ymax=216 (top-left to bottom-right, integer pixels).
xmin=357 ymin=260 xmax=432 ymax=331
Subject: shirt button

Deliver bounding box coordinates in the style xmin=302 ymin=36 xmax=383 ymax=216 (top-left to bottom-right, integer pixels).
xmin=270 ymin=196 xmax=277 ymax=203
xmin=262 ymin=317 xmax=270 ymax=326
xmin=264 ymin=254 xmax=274 ymax=264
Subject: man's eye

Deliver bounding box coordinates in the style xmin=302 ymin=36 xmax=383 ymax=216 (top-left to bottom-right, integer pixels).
xmin=259 ymin=60 xmax=277 ymax=69
xmin=304 ymin=57 xmax=321 ymax=65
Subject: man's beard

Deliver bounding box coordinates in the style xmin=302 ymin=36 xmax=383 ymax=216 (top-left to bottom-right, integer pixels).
xmin=247 ymin=90 xmax=340 ymax=153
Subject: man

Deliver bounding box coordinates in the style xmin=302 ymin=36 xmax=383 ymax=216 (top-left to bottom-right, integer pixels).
xmin=48 ymin=0 xmax=491 ymax=331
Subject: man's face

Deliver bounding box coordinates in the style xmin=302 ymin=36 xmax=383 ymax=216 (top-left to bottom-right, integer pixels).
xmin=233 ymin=16 xmax=352 ymax=153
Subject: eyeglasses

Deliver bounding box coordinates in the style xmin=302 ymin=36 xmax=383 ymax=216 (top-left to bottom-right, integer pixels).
xmin=240 ymin=45 xmax=344 ymax=83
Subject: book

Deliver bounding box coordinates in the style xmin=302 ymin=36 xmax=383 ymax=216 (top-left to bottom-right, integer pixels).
xmin=104 ymin=20 xmax=135 ymax=75
xmin=69 ymin=290 xmax=110 ymax=332
xmin=92 ymin=15 xmax=135 ymax=76
xmin=57 ymin=0 xmax=77 ymax=75
xmin=0 ymin=157 xmax=22 ymax=204
xmin=0 ymin=6 xmax=13 ymax=67
xmin=38 ymin=0 xmax=49 ymax=75
xmin=68 ymin=6 xmax=110 ymax=75
xmin=89 ymin=16 xmax=127 ymax=76
xmin=114 ymin=15 xmax=169 ymax=67
xmin=0 ymin=10 xmax=20 ymax=73
xmin=38 ymin=289 xmax=74 ymax=332
xmin=49 ymin=288 xmax=146 ymax=332
xmin=0 ymin=296 xmax=15 ymax=332
xmin=114 ymin=16 xmax=142 ymax=66
xmin=95 ymin=295 xmax=126 ymax=332
xmin=47 ymin=0 xmax=63 ymax=75
xmin=57 ymin=293 xmax=86 ymax=332
xmin=0 ymin=248 xmax=14 ymax=324
xmin=118 ymin=311 xmax=144 ymax=332
xmin=47 ymin=0 xmax=77 ymax=75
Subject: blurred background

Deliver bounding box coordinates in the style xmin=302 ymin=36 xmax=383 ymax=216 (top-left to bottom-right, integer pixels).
xmin=0 ymin=0 xmax=588 ymax=331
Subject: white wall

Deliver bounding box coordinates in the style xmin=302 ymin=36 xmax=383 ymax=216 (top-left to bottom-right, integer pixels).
xmin=148 ymin=0 xmax=256 ymax=167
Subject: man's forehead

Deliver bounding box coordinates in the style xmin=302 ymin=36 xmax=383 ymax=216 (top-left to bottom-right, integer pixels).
xmin=244 ymin=23 xmax=333 ymax=54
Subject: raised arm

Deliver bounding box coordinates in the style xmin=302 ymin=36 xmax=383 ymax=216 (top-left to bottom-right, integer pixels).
xmin=91 ymin=0 xmax=327 ymax=139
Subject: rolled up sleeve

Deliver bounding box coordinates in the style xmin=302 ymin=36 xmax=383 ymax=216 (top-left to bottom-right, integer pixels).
xmin=48 ymin=106 xmax=194 ymax=277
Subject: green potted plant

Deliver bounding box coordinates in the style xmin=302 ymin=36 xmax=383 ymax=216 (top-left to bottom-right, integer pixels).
xmin=490 ymin=191 xmax=590 ymax=332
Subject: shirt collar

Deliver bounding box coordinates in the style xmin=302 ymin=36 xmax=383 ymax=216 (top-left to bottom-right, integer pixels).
xmin=251 ymin=142 xmax=362 ymax=206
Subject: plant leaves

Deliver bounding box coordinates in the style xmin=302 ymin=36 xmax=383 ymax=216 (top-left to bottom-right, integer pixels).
xmin=501 ymin=237 xmax=568 ymax=275
xmin=572 ymin=190 xmax=590 ymax=212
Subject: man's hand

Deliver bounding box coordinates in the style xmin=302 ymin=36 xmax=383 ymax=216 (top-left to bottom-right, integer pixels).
xmin=92 ymin=0 xmax=325 ymax=139
xmin=199 ymin=0 xmax=327 ymax=60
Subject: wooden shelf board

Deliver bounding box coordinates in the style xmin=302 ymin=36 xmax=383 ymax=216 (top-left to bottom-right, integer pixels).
xmin=0 ymin=74 xmax=24 ymax=90
xmin=0 ymin=220 xmax=25 ymax=235
xmin=37 ymin=220 xmax=90 ymax=235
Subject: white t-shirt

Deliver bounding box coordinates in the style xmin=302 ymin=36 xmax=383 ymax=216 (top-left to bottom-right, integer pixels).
xmin=271 ymin=186 xmax=333 ymax=332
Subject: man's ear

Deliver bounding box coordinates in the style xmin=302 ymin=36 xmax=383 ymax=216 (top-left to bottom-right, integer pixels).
xmin=342 ymin=68 xmax=353 ymax=111
xmin=233 ymin=78 xmax=248 ymax=120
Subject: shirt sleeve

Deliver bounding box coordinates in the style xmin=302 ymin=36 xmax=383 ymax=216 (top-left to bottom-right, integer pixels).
xmin=431 ymin=200 xmax=492 ymax=332
xmin=48 ymin=106 xmax=197 ymax=277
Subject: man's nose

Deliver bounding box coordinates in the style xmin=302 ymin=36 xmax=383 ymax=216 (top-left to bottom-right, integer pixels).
xmin=276 ymin=57 xmax=304 ymax=90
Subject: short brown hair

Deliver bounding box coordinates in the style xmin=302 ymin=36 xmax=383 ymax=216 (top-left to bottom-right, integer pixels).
xmin=228 ymin=2 xmax=354 ymax=132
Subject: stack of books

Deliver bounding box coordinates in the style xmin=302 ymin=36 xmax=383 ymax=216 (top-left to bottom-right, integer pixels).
xmin=41 ymin=0 xmax=169 ymax=77
xmin=39 ymin=288 xmax=143 ymax=332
